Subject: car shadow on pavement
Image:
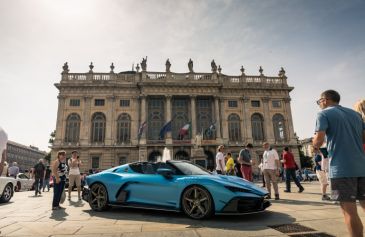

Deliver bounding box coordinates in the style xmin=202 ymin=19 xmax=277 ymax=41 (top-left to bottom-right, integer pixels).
xmin=82 ymin=208 xmax=296 ymax=231
xmin=50 ymin=209 xmax=69 ymax=221
xmin=0 ymin=201 xmax=13 ymax=206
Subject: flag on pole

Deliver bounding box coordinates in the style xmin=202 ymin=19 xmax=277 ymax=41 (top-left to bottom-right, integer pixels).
xmin=178 ymin=122 xmax=191 ymax=140
xmin=204 ymin=122 xmax=216 ymax=138
xmin=138 ymin=121 xmax=147 ymax=139
xmin=159 ymin=120 xmax=172 ymax=140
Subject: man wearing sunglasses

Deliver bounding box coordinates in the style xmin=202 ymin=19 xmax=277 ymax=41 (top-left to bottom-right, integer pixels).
xmin=313 ymin=89 xmax=365 ymax=237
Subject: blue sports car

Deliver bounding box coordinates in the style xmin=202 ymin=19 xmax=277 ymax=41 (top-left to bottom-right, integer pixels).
xmin=82 ymin=160 xmax=270 ymax=219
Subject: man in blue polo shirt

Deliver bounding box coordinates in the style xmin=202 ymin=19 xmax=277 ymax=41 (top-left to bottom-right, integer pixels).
xmin=313 ymin=90 xmax=365 ymax=237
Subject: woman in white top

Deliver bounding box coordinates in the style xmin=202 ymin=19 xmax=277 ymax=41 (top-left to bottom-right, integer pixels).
xmin=215 ymin=145 xmax=225 ymax=175
xmin=68 ymin=150 xmax=82 ymax=201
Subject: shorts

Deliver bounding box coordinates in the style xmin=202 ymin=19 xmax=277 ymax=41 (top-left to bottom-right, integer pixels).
xmin=330 ymin=177 xmax=365 ymax=202
xmin=69 ymin=174 xmax=81 ymax=187
xmin=316 ymin=170 xmax=328 ymax=185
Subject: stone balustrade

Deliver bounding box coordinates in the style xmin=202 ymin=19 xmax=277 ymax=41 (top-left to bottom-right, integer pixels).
xmin=61 ymin=70 xmax=288 ymax=88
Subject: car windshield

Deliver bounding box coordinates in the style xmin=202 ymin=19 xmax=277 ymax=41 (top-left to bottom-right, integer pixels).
xmin=169 ymin=161 xmax=211 ymax=175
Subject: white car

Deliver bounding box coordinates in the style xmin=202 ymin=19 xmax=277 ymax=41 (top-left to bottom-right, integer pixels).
xmin=0 ymin=176 xmax=16 ymax=203
xmin=15 ymin=173 xmax=35 ymax=191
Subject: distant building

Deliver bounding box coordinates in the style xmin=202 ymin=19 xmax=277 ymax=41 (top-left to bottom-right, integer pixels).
xmin=52 ymin=60 xmax=299 ymax=172
xmin=300 ymin=137 xmax=314 ymax=157
xmin=6 ymin=141 xmax=48 ymax=172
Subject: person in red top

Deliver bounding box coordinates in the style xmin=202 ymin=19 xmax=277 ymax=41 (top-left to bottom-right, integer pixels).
xmin=282 ymin=147 xmax=304 ymax=193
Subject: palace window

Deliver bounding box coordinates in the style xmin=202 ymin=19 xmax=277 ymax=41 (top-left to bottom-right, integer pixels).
xmin=251 ymin=100 xmax=260 ymax=107
xmin=119 ymin=156 xmax=127 ymax=165
xmin=91 ymin=112 xmax=106 ymax=142
xmin=94 ymin=99 xmax=105 ymax=106
xmin=117 ymin=113 xmax=131 ymax=143
xmin=91 ymin=156 xmax=100 ymax=169
xmin=197 ymin=98 xmax=215 ymax=140
xmin=64 ymin=113 xmax=80 ymax=143
xmin=147 ymin=98 xmax=164 ymax=140
xmin=228 ymin=113 xmax=241 ymax=142
xmin=172 ymin=98 xmax=189 ymax=140
xmin=251 ymin=113 xmax=264 ymax=141
xmin=120 ymin=100 xmax=130 ymax=107
xmin=228 ymin=100 xmax=238 ymax=108
xmin=272 ymin=100 xmax=281 ymax=108
xmin=273 ymin=114 xmax=286 ymax=141
xmin=69 ymin=99 xmax=80 ymax=107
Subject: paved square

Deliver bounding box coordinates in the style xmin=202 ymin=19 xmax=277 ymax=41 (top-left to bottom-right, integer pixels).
xmin=0 ymin=182 xmax=364 ymax=237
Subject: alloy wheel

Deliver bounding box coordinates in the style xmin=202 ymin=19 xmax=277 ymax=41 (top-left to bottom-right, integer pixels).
xmin=182 ymin=186 xmax=213 ymax=219
xmin=89 ymin=184 xmax=108 ymax=211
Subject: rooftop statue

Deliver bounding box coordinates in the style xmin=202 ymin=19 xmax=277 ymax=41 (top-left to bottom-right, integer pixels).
xmin=141 ymin=57 xmax=147 ymax=71
xmin=62 ymin=62 xmax=69 ymax=74
xmin=188 ymin=58 xmax=194 ymax=73
xmin=211 ymin=60 xmax=217 ymax=73
xmin=89 ymin=62 xmax=94 ymax=73
xmin=165 ymin=59 xmax=171 ymax=72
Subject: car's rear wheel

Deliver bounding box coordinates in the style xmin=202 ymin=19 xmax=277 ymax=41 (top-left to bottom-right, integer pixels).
xmin=181 ymin=185 xmax=213 ymax=219
xmin=0 ymin=184 xmax=13 ymax=203
xmin=89 ymin=183 xmax=109 ymax=211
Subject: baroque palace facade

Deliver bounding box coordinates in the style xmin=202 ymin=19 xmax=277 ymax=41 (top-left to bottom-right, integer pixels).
xmin=51 ymin=58 xmax=298 ymax=172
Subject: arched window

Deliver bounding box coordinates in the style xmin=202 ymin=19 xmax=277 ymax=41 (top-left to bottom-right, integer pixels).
xmin=65 ymin=113 xmax=80 ymax=143
xmin=117 ymin=113 xmax=131 ymax=143
xmin=273 ymin=114 xmax=286 ymax=141
xmin=251 ymin=113 xmax=264 ymax=141
xmin=91 ymin=112 xmax=106 ymax=143
xmin=228 ymin=113 xmax=241 ymax=142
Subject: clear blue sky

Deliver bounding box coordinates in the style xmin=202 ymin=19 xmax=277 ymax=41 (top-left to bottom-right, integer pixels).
xmin=0 ymin=0 xmax=364 ymax=151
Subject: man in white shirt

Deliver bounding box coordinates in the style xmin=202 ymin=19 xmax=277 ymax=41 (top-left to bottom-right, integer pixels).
xmin=262 ymin=142 xmax=280 ymax=200
xmin=0 ymin=126 xmax=8 ymax=176
xmin=215 ymin=145 xmax=225 ymax=175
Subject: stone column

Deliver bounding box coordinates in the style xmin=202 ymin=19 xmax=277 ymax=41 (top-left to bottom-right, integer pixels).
xmin=284 ymin=97 xmax=296 ymax=143
xmin=165 ymin=95 xmax=172 ymax=144
xmin=131 ymin=96 xmax=139 ymax=145
xmin=139 ymin=95 xmax=147 ymax=144
xmin=105 ymin=96 xmax=115 ymax=146
xmin=54 ymin=95 xmax=66 ymax=146
xmin=190 ymin=96 xmax=197 ymax=141
xmin=262 ymin=97 xmax=274 ymax=143
xmin=242 ymin=97 xmax=252 ymax=143
xmin=214 ymin=96 xmax=222 ymax=140
xmin=219 ymin=97 xmax=226 ymax=144
xmin=80 ymin=96 xmax=92 ymax=146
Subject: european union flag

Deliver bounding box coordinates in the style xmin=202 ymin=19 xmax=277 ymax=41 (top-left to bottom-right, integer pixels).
xmin=159 ymin=120 xmax=172 ymax=140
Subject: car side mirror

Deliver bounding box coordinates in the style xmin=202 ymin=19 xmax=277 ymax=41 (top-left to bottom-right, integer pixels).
xmin=156 ymin=168 xmax=173 ymax=179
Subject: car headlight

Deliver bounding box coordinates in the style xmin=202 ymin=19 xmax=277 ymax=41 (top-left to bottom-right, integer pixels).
xmin=225 ymin=186 xmax=251 ymax=193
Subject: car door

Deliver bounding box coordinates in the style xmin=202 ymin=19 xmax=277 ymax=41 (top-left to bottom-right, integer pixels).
xmin=18 ymin=174 xmax=30 ymax=190
xmin=125 ymin=163 xmax=180 ymax=208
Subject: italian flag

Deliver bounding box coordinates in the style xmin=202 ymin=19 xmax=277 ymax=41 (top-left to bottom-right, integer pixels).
xmin=178 ymin=123 xmax=191 ymax=139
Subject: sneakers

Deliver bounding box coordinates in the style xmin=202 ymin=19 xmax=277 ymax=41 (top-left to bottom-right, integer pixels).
xmin=298 ymin=187 xmax=304 ymax=193
xmin=322 ymin=195 xmax=331 ymax=201
xmin=275 ymin=194 xmax=280 ymax=200
xmin=68 ymin=196 xmax=71 ymax=201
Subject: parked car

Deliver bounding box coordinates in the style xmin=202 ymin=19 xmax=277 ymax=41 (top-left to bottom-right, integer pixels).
xmin=15 ymin=173 xmax=35 ymax=191
xmin=307 ymin=171 xmax=319 ymax=181
xmin=82 ymin=160 xmax=271 ymax=219
xmin=0 ymin=176 xmax=17 ymax=203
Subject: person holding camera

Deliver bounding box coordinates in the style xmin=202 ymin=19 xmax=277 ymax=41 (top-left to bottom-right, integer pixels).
xmin=68 ymin=150 xmax=82 ymax=201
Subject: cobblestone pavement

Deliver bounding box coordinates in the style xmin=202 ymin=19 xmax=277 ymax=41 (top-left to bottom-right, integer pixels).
xmin=0 ymin=181 xmax=364 ymax=237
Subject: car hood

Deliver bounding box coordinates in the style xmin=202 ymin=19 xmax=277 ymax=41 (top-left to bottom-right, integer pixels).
xmin=193 ymin=174 xmax=268 ymax=196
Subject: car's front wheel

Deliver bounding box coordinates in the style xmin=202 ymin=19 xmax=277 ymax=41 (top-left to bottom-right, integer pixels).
xmin=89 ymin=183 xmax=109 ymax=211
xmin=0 ymin=183 xmax=13 ymax=203
xmin=181 ymin=185 xmax=213 ymax=219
